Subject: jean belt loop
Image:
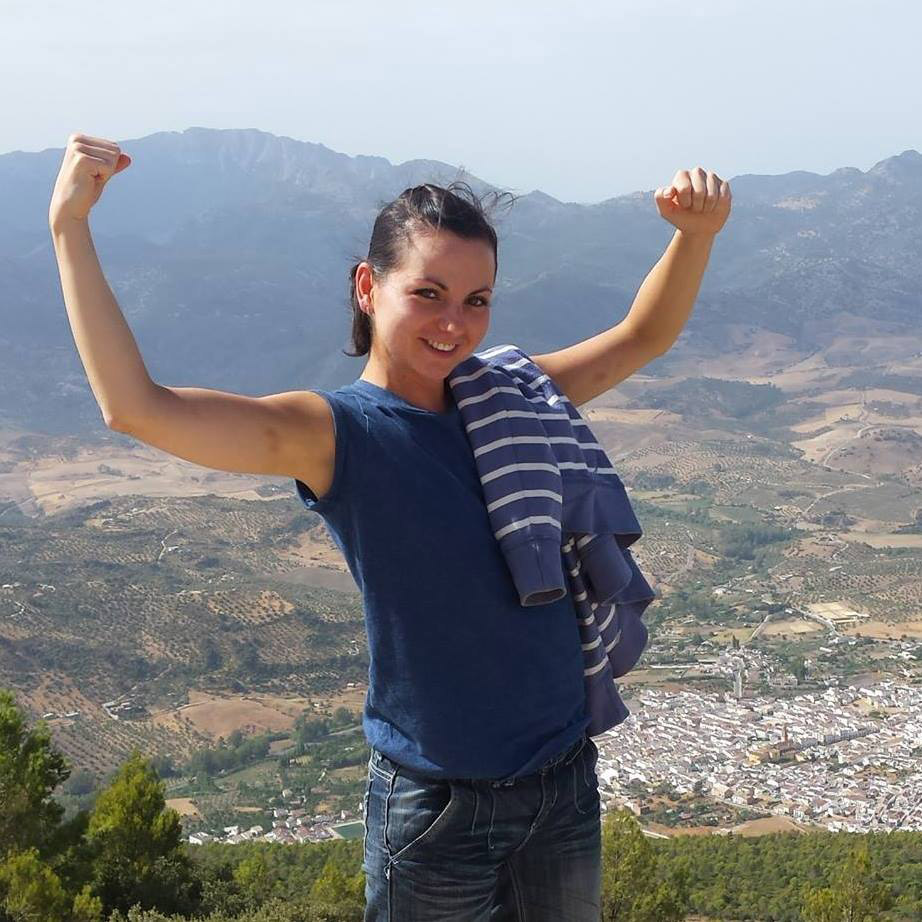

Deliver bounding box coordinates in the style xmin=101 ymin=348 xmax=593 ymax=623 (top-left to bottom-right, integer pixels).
xmin=491 ymin=776 xmax=516 ymax=787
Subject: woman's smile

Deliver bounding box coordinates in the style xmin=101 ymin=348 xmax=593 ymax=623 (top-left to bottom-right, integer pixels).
xmin=421 ymin=338 xmax=460 ymax=355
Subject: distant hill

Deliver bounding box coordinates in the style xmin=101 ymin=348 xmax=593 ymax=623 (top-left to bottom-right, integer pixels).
xmin=2 ymin=128 xmax=921 ymax=433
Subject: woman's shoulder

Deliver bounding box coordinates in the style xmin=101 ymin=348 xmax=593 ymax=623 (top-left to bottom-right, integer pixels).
xmin=294 ymin=380 xmax=392 ymax=509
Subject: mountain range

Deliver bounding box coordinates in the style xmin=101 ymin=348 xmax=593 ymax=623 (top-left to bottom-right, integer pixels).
xmin=1 ymin=127 xmax=921 ymax=433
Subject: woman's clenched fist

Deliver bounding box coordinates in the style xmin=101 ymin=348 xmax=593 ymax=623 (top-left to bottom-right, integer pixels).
xmin=654 ymin=167 xmax=731 ymax=238
xmin=49 ymin=133 xmax=131 ymax=228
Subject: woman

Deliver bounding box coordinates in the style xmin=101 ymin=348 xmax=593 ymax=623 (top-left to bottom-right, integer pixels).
xmin=49 ymin=133 xmax=730 ymax=921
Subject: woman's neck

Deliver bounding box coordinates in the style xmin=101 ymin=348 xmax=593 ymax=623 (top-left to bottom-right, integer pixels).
xmin=359 ymin=360 xmax=451 ymax=414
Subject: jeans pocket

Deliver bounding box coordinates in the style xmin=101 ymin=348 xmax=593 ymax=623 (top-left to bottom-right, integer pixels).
xmin=383 ymin=768 xmax=459 ymax=863
xmin=369 ymin=747 xmax=399 ymax=784
xmin=361 ymin=774 xmax=372 ymax=866
xmin=573 ymin=742 xmax=600 ymax=815
xmin=586 ymin=736 xmax=599 ymax=767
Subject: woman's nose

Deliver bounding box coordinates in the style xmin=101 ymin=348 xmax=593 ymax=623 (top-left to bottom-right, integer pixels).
xmin=437 ymin=303 xmax=464 ymax=331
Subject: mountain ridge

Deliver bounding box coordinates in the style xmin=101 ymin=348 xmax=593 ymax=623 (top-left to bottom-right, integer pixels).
xmin=1 ymin=128 xmax=920 ymax=433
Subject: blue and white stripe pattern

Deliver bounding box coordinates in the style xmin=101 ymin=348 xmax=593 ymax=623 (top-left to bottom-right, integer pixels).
xmin=447 ymin=343 xmax=657 ymax=735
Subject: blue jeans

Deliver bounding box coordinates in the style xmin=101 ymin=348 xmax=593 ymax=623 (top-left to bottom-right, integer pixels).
xmin=361 ymin=734 xmax=601 ymax=921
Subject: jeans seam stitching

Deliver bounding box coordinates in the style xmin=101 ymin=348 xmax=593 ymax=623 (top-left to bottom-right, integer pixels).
xmin=507 ymin=854 xmax=528 ymax=921
xmin=573 ymin=760 xmax=590 ymax=815
xmin=362 ymin=778 xmax=371 ymax=863
xmin=370 ymin=765 xmax=395 ymax=784
xmin=385 ymin=771 xmax=457 ymax=866
xmin=471 ymin=786 xmax=479 ymax=836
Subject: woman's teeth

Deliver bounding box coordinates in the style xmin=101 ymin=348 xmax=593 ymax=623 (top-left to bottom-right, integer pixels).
xmin=424 ymin=340 xmax=457 ymax=353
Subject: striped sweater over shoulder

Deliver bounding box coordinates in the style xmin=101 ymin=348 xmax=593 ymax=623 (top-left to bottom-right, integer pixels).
xmin=447 ymin=343 xmax=657 ymax=735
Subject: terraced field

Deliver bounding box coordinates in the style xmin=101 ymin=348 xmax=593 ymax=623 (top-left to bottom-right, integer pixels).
xmin=0 ymin=490 xmax=366 ymax=775
xmin=2 ymin=371 xmax=921 ymax=776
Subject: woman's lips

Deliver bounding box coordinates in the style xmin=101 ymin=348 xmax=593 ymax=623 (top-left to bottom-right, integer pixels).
xmin=421 ymin=338 xmax=459 ymax=355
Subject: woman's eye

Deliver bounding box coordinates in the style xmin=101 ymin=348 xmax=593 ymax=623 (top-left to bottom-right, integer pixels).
xmin=414 ymin=289 xmax=490 ymax=308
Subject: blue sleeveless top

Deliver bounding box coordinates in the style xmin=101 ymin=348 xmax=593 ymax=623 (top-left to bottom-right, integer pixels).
xmin=294 ymin=377 xmax=590 ymax=779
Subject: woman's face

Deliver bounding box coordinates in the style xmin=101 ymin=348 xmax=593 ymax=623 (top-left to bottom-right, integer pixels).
xmin=359 ymin=228 xmax=496 ymax=386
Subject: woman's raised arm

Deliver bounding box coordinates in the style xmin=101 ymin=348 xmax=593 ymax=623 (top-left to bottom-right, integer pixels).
xmin=48 ymin=133 xmax=335 ymax=497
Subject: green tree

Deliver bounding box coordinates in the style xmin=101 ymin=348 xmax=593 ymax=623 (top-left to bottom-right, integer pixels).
xmin=70 ymin=885 xmax=103 ymax=922
xmin=147 ymin=755 xmax=175 ymax=780
xmin=600 ymin=809 xmax=689 ymax=922
xmin=0 ymin=690 xmax=69 ymax=857
xmin=0 ymin=848 xmax=70 ymax=922
xmin=85 ymin=752 xmax=201 ymax=916
xmin=307 ymin=858 xmax=365 ymax=920
xmin=802 ymin=842 xmax=892 ymax=922
xmin=61 ymin=769 xmax=96 ymax=797
xmin=0 ymin=691 xmax=101 ymax=919
xmin=233 ymin=854 xmax=274 ymax=907
xmin=200 ymin=637 xmax=223 ymax=672
xmin=295 ymin=713 xmax=332 ymax=744
xmin=789 ymin=654 xmax=808 ymax=684
xmin=331 ymin=708 xmax=354 ymax=729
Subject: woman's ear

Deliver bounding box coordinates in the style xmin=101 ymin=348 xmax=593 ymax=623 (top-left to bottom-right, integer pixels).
xmin=355 ymin=262 xmax=375 ymax=315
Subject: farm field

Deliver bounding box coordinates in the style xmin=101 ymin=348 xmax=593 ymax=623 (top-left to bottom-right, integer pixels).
xmin=2 ymin=353 xmax=921 ymax=776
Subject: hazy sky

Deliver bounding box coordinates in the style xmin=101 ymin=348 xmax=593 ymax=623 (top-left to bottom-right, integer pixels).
xmin=3 ymin=0 xmax=919 ymax=204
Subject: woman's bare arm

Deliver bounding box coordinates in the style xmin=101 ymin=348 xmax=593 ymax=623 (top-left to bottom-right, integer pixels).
xmin=109 ymin=384 xmax=335 ymax=492
xmin=50 ymin=214 xmax=156 ymax=427
xmin=48 ymin=133 xmax=335 ymax=495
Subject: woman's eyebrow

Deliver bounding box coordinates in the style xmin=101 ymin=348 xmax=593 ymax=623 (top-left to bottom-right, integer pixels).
xmin=417 ymin=277 xmax=493 ymax=294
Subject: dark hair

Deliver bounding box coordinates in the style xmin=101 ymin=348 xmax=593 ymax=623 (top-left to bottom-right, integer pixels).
xmin=344 ymin=181 xmax=516 ymax=357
